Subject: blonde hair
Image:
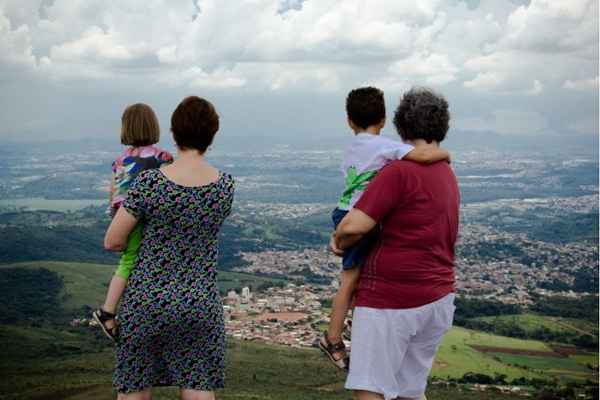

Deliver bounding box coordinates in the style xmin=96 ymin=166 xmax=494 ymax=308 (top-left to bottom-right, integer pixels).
xmin=120 ymin=103 xmax=160 ymax=146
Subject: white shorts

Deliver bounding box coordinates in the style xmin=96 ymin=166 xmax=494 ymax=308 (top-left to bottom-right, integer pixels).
xmin=345 ymin=293 xmax=455 ymax=400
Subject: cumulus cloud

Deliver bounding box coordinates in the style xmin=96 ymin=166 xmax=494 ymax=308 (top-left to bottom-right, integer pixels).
xmin=0 ymin=0 xmax=597 ymax=139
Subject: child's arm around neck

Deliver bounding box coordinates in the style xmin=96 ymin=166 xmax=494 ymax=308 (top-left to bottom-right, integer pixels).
xmin=403 ymin=139 xmax=450 ymax=164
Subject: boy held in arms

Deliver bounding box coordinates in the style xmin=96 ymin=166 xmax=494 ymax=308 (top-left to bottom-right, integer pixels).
xmin=319 ymin=87 xmax=450 ymax=370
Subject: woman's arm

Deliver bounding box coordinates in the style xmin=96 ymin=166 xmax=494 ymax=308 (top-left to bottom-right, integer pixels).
xmin=104 ymin=207 xmax=138 ymax=251
xmin=334 ymin=208 xmax=377 ymax=250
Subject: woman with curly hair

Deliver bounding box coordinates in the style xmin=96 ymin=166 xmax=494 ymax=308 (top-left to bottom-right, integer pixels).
xmin=331 ymin=87 xmax=459 ymax=400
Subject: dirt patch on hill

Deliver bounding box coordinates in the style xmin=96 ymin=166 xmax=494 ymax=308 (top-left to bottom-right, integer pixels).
xmin=551 ymin=345 xmax=587 ymax=356
xmin=434 ymin=361 xmax=449 ymax=368
xmin=471 ymin=345 xmax=565 ymax=358
xmin=255 ymin=312 xmax=308 ymax=322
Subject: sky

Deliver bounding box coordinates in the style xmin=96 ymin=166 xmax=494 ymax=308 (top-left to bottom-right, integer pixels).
xmin=0 ymin=0 xmax=598 ymax=146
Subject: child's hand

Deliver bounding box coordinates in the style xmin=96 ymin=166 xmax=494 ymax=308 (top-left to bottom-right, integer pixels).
xmin=329 ymin=233 xmax=344 ymax=257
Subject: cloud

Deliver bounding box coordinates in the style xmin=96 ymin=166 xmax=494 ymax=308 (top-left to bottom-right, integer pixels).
xmin=0 ymin=0 xmax=597 ymax=140
xmin=456 ymin=109 xmax=549 ymax=136
xmin=563 ymin=77 xmax=599 ymax=91
xmin=388 ymin=52 xmax=459 ymax=86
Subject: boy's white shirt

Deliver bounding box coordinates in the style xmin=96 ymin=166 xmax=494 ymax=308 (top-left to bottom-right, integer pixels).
xmin=337 ymin=132 xmax=414 ymax=210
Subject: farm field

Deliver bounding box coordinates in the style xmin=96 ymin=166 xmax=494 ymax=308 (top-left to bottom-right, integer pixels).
xmin=434 ymin=327 xmax=598 ymax=383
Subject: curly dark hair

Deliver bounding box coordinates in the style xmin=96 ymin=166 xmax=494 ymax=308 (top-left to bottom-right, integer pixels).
xmin=393 ymin=87 xmax=450 ymax=143
xmin=171 ymin=96 xmax=219 ymax=152
xmin=346 ymin=86 xmax=386 ymax=130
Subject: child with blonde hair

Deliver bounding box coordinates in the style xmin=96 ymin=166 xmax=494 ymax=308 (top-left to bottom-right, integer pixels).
xmin=93 ymin=103 xmax=173 ymax=341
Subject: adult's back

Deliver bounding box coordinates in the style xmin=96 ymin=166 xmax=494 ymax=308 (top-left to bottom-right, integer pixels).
xmin=105 ymin=96 xmax=233 ymax=400
xmin=355 ymin=159 xmax=459 ymax=309
xmin=334 ymin=87 xmax=459 ymax=400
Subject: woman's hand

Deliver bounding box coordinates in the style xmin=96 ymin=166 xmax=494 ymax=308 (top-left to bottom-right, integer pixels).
xmin=329 ymin=233 xmax=344 ymax=257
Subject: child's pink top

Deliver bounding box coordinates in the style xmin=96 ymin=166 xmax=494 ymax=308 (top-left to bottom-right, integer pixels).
xmin=110 ymin=145 xmax=173 ymax=213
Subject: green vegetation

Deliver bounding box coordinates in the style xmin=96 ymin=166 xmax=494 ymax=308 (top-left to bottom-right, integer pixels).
xmin=490 ymin=353 xmax=590 ymax=376
xmin=1 ymin=268 xmax=64 ymax=323
xmin=454 ymin=297 xmax=522 ymax=325
xmin=0 ymin=324 xmax=527 ymax=400
xmin=470 ymin=314 xmax=598 ymax=349
xmin=455 ymin=296 xmax=599 ymax=349
xmin=0 ymin=261 xmax=288 ymax=319
xmin=433 ymin=327 xmax=549 ymax=381
xmin=1 ymin=261 xmax=598 ymax=399
xmin=530 ymin=295 xmax=599 ymax=322
xmin=434 ymin=327 xmax=598 ymax=383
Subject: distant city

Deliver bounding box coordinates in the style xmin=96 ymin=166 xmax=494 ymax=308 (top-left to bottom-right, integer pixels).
xmin=4 ymin=139 xmax=597 ymax=351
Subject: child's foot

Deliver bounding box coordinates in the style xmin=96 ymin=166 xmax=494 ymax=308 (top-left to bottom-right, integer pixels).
xmin=92 ymin=307 xmax=118 ymax=342
xmin=319 ymin=332 xmax=349 ymax=371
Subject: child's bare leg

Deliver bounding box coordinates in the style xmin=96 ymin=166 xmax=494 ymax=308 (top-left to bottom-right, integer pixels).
xmin=327 ymin=267 xmax=360 ymax=342
xmin=101 ymin=275 xmax=127 ymax=328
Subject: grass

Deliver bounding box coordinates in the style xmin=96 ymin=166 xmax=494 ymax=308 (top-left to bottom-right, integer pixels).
xmin=0 ymin=324 xmax=519 ymax=400
xmin=1 ymin=262 xmax=597 ymax=398
xmin=432 ymin=327 xmax=548 ymax=380
xmin=475 ymin=314 xmax=599 ymax=337
xmin=0 ymin=261 xmax=286 ymax=313
xmin=490 ymin=353 xmax=590 ymax=374
xmin=571 ymin=354 xmax=599 ymax=369
xmin=432 ymin=327 xmax=598 ymax=383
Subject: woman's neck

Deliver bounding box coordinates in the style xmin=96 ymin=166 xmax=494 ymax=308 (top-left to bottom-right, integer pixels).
xmin=177 ymin=148 xmax=205 ymax=162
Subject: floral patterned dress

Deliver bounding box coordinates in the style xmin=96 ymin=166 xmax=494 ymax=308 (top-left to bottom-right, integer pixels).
xmin=114 ymin=168 xmax=234 ymax=393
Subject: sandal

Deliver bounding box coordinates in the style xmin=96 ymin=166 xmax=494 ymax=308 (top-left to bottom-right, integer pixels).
xmin=92 ymin=307 xmax=118 ymax=342
xmin=319 ymin=332 xmax=349 ymax=371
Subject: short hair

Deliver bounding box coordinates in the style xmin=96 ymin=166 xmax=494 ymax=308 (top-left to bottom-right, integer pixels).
xmin=171 ymin=96 xmax=219 ymax=153
xmin=393 ymin=87 xmax=450 ymax=143
xmin=120 ymin=103 xmax=160 ymax=146
xmin=346 ymin=86 xmax=386 ymax=130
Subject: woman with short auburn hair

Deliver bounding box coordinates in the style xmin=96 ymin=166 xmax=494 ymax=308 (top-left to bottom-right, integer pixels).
xmin=105 ymin=96 xmax=234 ymax=400
xmin=333 ymin=87 xmax=459 ymax=400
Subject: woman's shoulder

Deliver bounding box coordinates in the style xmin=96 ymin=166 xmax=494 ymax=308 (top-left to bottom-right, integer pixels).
xmin=218 ymin=171 xmax=235 ymax=189
xmin=133 ymin=168 xmax=162 ymax=185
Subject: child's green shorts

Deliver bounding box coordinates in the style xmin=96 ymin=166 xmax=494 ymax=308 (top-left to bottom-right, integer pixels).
xmin=114 ymin=224 xmax=143 ymax=280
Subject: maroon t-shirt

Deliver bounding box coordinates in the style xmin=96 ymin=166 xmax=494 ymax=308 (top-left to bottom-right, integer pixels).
xmin=354 ymin=160 xmax=459 ymax=309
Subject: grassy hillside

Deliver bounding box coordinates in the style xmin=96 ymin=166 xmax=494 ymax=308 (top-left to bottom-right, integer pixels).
xmin=0 ymin=261 xmax=597 ymax=399
xmin=473 ymin=314 xmax=599 ymax=338
xmin=0 ymin=324 xmax=522 ymax=400
xmin=0 ymin=261 xmax=286 ymax=314
xmin=434 ymin=327 xmax=548 ymax=380
xmin=434 ymin=327 xmax=597 ymax=382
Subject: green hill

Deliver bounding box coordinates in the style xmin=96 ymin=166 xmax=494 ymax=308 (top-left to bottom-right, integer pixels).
xmin=0 ymin=261 xmax=597 ymax=399
xmin=0 ymin=261 xmax=285 ymax=315
xmin=0 ymin=324 xmax=524 ymax=400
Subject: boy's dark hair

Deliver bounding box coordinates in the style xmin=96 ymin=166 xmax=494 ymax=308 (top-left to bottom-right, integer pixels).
xmin=346 ymin=87 xmax=386 ymax=130
xmin=171 ymin=96 xmax=219 ymax=153
xmin=393 ymin=87 xmax=450 ymax=143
